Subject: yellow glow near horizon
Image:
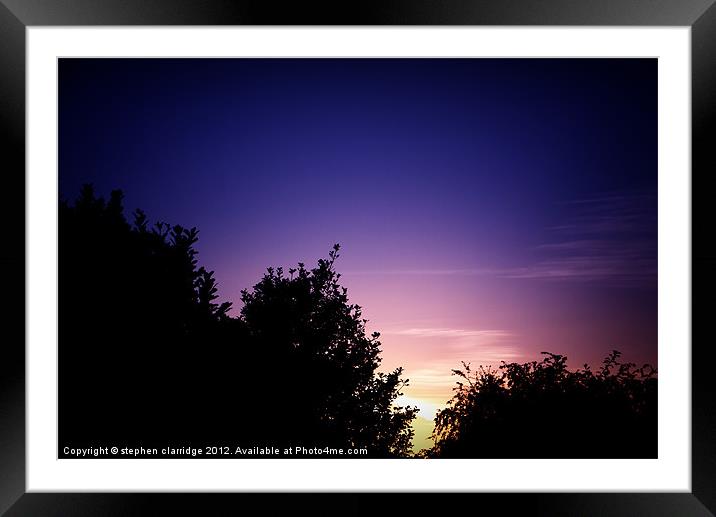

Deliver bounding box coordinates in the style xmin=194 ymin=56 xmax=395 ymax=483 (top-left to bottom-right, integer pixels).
xmin=394 ymin=395 xmax=445 ymax=453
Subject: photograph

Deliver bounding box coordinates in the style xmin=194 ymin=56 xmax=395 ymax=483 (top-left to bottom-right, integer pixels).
xmin=58 ymin=57 xmax=658 ymax=460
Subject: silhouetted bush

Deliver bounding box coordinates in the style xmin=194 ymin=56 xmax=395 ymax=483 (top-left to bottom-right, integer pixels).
xmin=59 ymin=187 xmax=416 ymax=457
xmin=421 ymin=351 xmax=657 ymax=458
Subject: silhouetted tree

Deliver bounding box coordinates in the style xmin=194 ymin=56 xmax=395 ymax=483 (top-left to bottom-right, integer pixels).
xmin=239 ymin=244 xmax=418 ymax=457
xmin=421 ymin=351 xmax=657 ymax=458
xmin=59 ymin=187 xmax=416 ymax=457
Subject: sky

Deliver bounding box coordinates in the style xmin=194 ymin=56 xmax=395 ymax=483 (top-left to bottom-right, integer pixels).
xmin=59 ymin=58 xmax=657 ymax=450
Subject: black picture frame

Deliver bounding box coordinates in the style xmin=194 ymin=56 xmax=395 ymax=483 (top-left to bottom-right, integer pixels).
xmin=1 ymin=1 xmax=713 ymax=515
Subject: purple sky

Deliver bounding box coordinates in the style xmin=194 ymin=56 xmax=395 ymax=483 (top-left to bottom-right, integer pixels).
xmin=59 ymin=58 xmax=657 ymax=449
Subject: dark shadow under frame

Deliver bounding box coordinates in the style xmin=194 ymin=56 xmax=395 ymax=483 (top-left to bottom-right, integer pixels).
xmin=0 ymin=1 xmax=714 ymax=515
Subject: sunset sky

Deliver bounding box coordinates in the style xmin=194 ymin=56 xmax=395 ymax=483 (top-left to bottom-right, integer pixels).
xmin=59 ymin=58 xmax=657 ymax=450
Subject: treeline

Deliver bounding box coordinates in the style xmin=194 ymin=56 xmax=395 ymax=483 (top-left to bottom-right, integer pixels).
xmin=59 ymin=186 xmax=417 ymax=458
xmin=59 ymin=187 xmax=656 ymax=459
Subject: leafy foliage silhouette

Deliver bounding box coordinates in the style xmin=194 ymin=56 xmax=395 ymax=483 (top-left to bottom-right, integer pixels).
xmin=420 ymin=351 xmax=657 ymax=458
xmin=59 ymin=187 xmax=417 ymax=457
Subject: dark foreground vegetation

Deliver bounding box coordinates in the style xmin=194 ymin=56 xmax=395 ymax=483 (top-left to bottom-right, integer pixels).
xmin=422 ymin=351 xmax=657 ymax=458
xmin=59 ymin=187 xmax=656 ymax=458
xmin=60 ymin=187 xmax=417 ymax=457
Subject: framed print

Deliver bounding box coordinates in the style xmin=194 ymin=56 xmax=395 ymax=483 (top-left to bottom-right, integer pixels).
xmin=1 ymin=1 xmax=714 ymax=515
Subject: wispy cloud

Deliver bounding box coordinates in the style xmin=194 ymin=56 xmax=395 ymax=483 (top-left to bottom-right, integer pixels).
xmin=506 ymin=190 xmax=657 ymax=286
xmin=343 ymin=190 xmax=656 ymax=287
xmin=384 ymin=326 xmax=524 ymax=415
xmin=384 ymin=327 xmax=518 ymax=352
xmin=497 ymin=253 xmax=656 ymax=283
xmin=342 ymin=268 xmax=492 ymax=276
xmin=386 ymin=326 xmax=521 ymax=364
xmin=388 ymin=328 xmax=511 ymax=339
